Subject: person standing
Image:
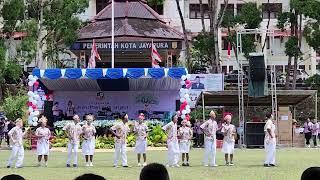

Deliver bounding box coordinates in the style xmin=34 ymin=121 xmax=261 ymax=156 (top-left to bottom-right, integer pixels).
xmin=221 ymin=114 xmax=236 ymax=166
xmin=82 ymin=115 xmax=96 ymax=167
xmin=134 ymin=113 xmax=148 ymax=167
xmin=63 ymin=114 xmax=82 ymax=167
xmin=200 ymin=111 xmax=218 ymax=167
xmin=35 ymin=117 xmax=51 ymax=167
xmin=110 ymin=113 xmax=130 ymax=168
xmin=0 ymin=118 xmax=5 ymax=148
xmin=194 ymin=119 xmax=203 ymax=148
xmin=162 ymin=114 xmax=180 ymax=167
xmin=264 ymin=113 xmax=276 ymax=167
xmin=303 ymin=118 xmax=313 ymax=148
xmin=311 ymin=119 xmax=319 ymax=148
xmin=178 ymin=120 xmax=193 ymax=166
xmin=6 ymin=119 xmax=15 ymax=147
xmin=7 ymin=118 xmax=30 ymax=168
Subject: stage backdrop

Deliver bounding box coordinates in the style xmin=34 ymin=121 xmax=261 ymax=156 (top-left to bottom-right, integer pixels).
xmin=53 ymin=91 xmax=178 ymax=119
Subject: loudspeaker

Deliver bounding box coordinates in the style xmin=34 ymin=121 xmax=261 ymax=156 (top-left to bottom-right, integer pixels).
xmin=249 ymin=54 xmax=266 ymax=81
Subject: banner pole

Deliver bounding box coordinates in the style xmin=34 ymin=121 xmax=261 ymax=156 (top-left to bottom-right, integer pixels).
xmin=111 ymin=0 xmax=115 ymax=68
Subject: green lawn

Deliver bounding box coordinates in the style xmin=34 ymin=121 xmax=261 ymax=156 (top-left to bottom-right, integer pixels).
xmin=0 ymin=148 xmax=318 ymax=180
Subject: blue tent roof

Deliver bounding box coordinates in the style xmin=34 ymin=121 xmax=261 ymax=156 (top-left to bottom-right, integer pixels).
xmin=32 ymin=68 xmax=187 ymax=80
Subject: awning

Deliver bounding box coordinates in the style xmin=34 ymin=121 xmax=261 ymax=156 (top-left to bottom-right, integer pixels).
xmin=196 ymin=90 xmax=317 ymax=106
xmin=33 ymin=68 xmax=187 ymax=91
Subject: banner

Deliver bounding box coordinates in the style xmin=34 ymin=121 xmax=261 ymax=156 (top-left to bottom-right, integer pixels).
xmin=188 ymin=74 xmax=224 ymax=108
xmin=53 ymin=91 xmax=178 ymax=119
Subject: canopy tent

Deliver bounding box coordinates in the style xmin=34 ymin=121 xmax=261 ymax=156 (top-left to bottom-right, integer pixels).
xmin=32 ymin=68 xmax=187 ymax=91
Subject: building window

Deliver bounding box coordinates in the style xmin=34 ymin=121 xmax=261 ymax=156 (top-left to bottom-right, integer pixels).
xmin=236 ymin=4 xmax=244 ymax=15
xmin=229 ymin=66 xmax=233 ymax=72
xmin=222 ymin=66 xmax=227 ymax=74
xmin=309 ymin=65 xmax=312 ymax=70
xmin=221 ymin=4 xmax=234 ymax=17
xmin=222 ymin=37 xmax=232 ymax=50
xmin=96 ymin=0 xmax=108 ymax=14
xmin=299 ymin=65 xmax=305 ymax=70
xmin=189 ymin=4 xmax=209 ymax=19
xmin=262 ymin=3 xmax=282 ymax=19
xmin=148 ymin=4 xmax=164 ymax=15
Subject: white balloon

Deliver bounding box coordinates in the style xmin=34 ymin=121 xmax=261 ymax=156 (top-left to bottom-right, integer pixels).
xmin=28 ymin=97 xmax=33 ymax=102
xmin=34 ymin=76 xmax=39 ymax=81
xmin=179 ymin=92 xmax=185 ymax=98
xmin=186 ymin=109 xmax=191 ymax=114
xmin=32 ymin=122 xmax=38 ymax=127
xmin=31 ymin=100 xmax=37 ymax=105
xmin=181 ymin=114 xmax=186 ymax=119
xmin=184 ymin=94 xmax=190 ymax=99
xmin=27 ymin=91 xmax=34 ymax=97
xmin=32 ymin=117 xmax=38 ymax=122
xmin=182 ymin=110 xmax=187 ymax=115
xmin=28 ymin=107 xmax=33 ymax=113
xmin=180 ymin=98 xmax=185 ymax=103
xmin=28 ymin=75 xmax=33 ymax=80
xmin=180 ymin=81 xmax=185 ymax=86
xmin=186 ymin=98 xmax=191 ymax=103
xmin=186 ymin=105 xmax=190 ymax=110
xmin=34 ymin=94 xmax=40 ymax=100
xmin=30 ymin=112 xmax=36 ymax=117
xmin=179 ymin=88 xmax=184 ymax=93
xmin=34 ymin=111 xmax=40 ymax=116
xmin=181 ymin=75 xmax=187 ymax=81
xmin=28 ymin=81 xmax=33 ymax=87
xmin=186 ymin=74 xmax=191 ymax=80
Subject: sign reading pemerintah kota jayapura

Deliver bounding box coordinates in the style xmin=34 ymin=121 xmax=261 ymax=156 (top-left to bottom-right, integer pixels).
xmin=70 ymin=41 xmax=181 ymax=51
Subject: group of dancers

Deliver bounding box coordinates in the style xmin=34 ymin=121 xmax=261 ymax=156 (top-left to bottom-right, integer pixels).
xmin=4 ymin=110 xmax=277 ymax=169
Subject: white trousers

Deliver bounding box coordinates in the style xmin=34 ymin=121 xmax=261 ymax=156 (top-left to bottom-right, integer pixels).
xmin=7 ymin=145 xmax=24 ymax=167
xmin=264 ymin=140 xmax=276 ymax=164
xmin=204 ymin=139 xmax=217 ymax=166
xmin=67 ymin=142 xmax=79 ymax=165
xmin=167 ymin=141 xmax=180 ymax=166
xmin=114 ymin=143 xmax=127 ymax=166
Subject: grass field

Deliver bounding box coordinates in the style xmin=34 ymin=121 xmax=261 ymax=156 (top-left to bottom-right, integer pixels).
xmin=0 ymin=148 xmax=319 ymax=180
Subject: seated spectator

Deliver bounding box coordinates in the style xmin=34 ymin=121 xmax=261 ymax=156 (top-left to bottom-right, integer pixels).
xmin=1 ymin=174 xmax=25 ymax=180
xmin=74 ymin=173 xmax=106 ymax=180
xmin=301 ymin=167 xmax=320 ymax=180
xmin=140 ymin=163 xmax=170 ymax=180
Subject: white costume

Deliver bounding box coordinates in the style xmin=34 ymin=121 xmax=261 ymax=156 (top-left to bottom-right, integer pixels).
xmin=82 ymin=124 xmax=96 ymax=156
xmin=200 ymin=119 xmax=218 ymax=166
xmin=221 ymin=124 xmax=235 ymax=154
xmin=178 ymin=126 xmax=193 ymax=153
xmin=162 ymin=121 xmax=180 ymax=166
xmin=35 ymin=127 xmax=51 ymax=155
xmin=7 ymin=127 xmax=26 ymax=168
xmin=134 ymin=122 xmax=148 ymax=154
xmin=264 ymin=119 xmax=276 ymax=165
xmin=111 ymin=121 xmax=130 ymax=166
xmin=63 ymin=121 xmax=82 ymax=165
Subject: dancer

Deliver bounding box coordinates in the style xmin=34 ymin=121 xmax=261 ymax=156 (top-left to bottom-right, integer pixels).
xmin=82 ymin=115 xmax=96 ymax=167
xmin=162 ymin=114 xmax=180 ymax=167
xmin=200 ymin=111 xmax=218 ymax=167
xmin=134 ymin=113 xmax=148 ymax=167
xmin=110 ymin=113 xmax=130 ymax=168
xmin=63 ymin=114 xmax=82 ymax=167
xmin=7 ymin=118 xmax=30 ymax=168
xmin=35 ymin=117 xmax=51 ymax=167
xmin=264 ymin=113 xmax=276 ymax=167
xmin=311 ymin=119 xmax=318 ymax=148
xmin=178 ymin=120 xmax=193 ymax=166
xmin=221 ymin=114 xmax=236 ymax=166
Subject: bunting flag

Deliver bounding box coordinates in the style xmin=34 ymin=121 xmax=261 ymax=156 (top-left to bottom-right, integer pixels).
xmin=151 ymin=40 xmax=162 ymax=68
xmin=88 ymin=39 xmax=101 ymax=68
xmin=227 ymin=42 xmax=231 ymax=59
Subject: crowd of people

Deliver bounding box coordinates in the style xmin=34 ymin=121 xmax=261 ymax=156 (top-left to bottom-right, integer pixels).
xmin=303 ymin=118 xmax=320 ymax=148
xmin=0 ymin=110 xmax=278 ymax=169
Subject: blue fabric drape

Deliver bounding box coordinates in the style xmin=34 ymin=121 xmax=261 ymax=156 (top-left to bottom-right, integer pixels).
xmin=126 ymin=68 xmax=145 ymax=79
xmin=32 ymin=68 xmax=41 ymax=78
xmin=44 ymin=69 xmax=62 ymax=80
xmin=86 ymin=68 xmax=103 ymax=79
xmin=65 ymin=68 xmax=83 ymax=79
xmin=168 ymin=68 xmax=186 ymax=79
xmin=148 ymin=68 xmax=165 ymax=79
xmin=106 ymin=68 xmax=123 ymax=79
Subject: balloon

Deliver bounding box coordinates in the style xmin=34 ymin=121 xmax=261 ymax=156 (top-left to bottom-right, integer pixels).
xmin=34 ymin=110 xmax=40 ymax=116
xmin=181 ymin=114 xmax=186 ymax=119
xmin=34 ymin=81 xmax=39 ymax=87
xmin=30 ymin=112 xmax=36 ymax=117
xmin=186 ymin=98 xmax=191 ymax=103
xmin=186 ymin=105 xmax=190 ymax=110
xmin=186 ymin=74 xmax=191 ymax=80
xmin=180 ymin=98 xmax=185 ymax=103
xmin=28 ymin=81 xmax=33 ymax=87
xmin=27 ymin=91 xmax=34 ymax=97
xmin=28 ymin=75 xmax=33 ymax=80
xmin=34 ymin=76 xmax=39 ymax=81
xmin=180 ymin=81 xmax=185 ymax=86
xmin=28 ymin=97 xmax=33 ymax=102
xmin=186 ymin=109 xmax=191 ymax=114
xmin=28 ymin=107 xmax=33 ymax=112
xmin=177 ymin=111 xmax=181 ymax=116
xmin=32 ymin=117 xmax=38 ymax=122
xmin=34 ymin=94 xmax=40 ymax=100
xmin=32 ymin=122 xmax=38 ymax=127
xmin=31 ymin=100 xmax=37 ymax=106
xmin=182 ymin=110 xmax=187 ymax=115
xmin=181 ymin=75 xmax=187 ymax=81
xmin=27 ymin=102 xmax=33 ymax=107
xmin=184 ymin=94 xmax=189 ymax=99
xmin=186 ymin=83 xmax=192 ymax=89
xmin=179 ymin=88 xmax=184 ymax=93
xmin=32 ymin=105 xmax=37 ymax=110
xmin=185 ymin=80 xmax=191 ymax=85
xmin=180 ymin=101 xmax=187 ymax=111
xmin=186 ymin=114 xmax=191 ymax=121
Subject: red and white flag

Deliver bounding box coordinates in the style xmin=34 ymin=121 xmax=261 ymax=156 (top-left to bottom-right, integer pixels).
xmin=88 ymin=39 xmax=101 ymax=68
xmin=151 ymin=40 xmax=162 ymax=68
xmin=227 ymin=42 xmax=231 ymax=59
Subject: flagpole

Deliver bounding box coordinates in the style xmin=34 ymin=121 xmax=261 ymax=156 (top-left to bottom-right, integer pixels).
xmin=111 ymin=0 xmax=115 ymax=68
